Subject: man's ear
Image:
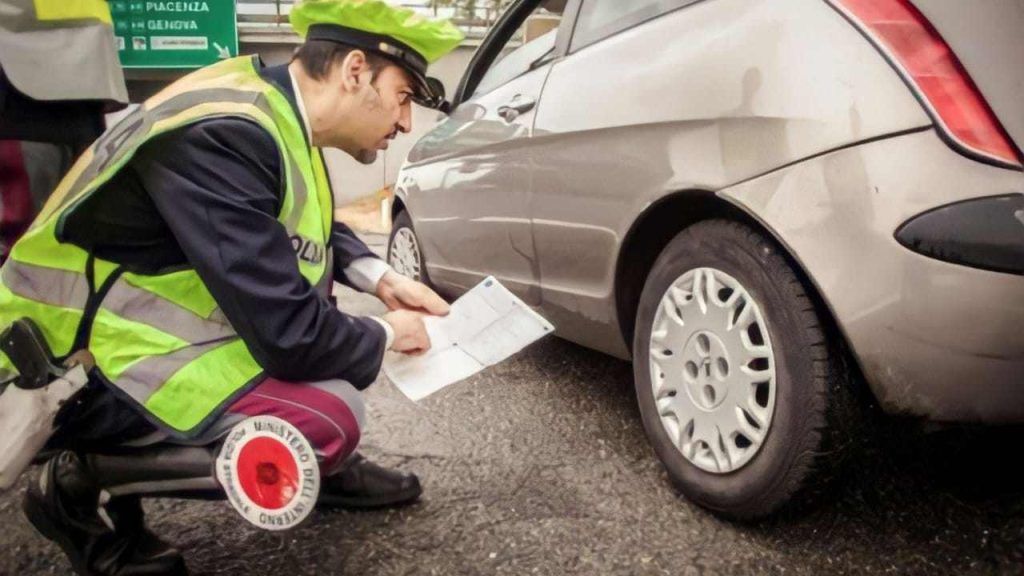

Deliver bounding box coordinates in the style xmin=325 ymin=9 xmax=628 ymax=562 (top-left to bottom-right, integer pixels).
xmin=339 ymin=49 xmax=371 ymax=92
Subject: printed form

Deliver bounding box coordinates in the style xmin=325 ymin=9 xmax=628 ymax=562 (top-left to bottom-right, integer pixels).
xmin=383 ymin=277 xmax=554 ymax=401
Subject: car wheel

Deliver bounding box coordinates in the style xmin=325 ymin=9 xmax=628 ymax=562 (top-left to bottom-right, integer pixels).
xmin=633 ymin=219 xmax=849 ymax=519
xmin=387 ymin=210 xmax=431 ymax=285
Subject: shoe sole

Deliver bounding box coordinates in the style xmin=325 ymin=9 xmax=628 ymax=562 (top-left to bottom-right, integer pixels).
xmin=317 ymin=482 xmax=423 ymax=510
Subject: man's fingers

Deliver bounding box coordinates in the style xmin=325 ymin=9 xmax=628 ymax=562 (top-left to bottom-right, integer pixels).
xmin=383 ymin=275 xmax=450 ymax=315
xmin=383 ymin=309 xmax=431 ymax=354
xmin=418 ymin=287 xmax=450 ymax=315
xmin=412 ymin=329 xmax=431 ymax=352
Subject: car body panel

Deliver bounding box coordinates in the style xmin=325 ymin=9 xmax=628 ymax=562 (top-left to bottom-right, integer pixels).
xmin=528 ymin=0 xmax=929 ymax=357
xmin=394 ymin=0 xmax=1024 ymax=423
xmin=721 ymin=129 xmax=1024 ymax=422
xmin=912 ymin=0 xmax=1024 ymax=154
xmin=399 ymin=63 xmax=554 ymax=304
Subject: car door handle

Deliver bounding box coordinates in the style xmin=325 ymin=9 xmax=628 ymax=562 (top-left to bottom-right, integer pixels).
xmin=497 ymin=95 xmax=536 ymax=123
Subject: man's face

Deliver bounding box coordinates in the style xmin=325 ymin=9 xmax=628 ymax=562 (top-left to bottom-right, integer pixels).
xmin=348 ymin=63 xmax=415 ymax=164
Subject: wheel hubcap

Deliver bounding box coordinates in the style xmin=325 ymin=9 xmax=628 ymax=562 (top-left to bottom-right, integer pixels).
xmin=682 ymin=331 xmax=731 ymax=410
xmin=389 ymin=227 xmax=422 ymax=281
xmin=649 ymin=267 xmax=776 ymax=474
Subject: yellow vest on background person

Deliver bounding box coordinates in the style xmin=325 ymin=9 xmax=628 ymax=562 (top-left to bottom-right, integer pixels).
xmin=0 ymin=0 xmax=128 ymax=107
xmin=0 ymin=56 xmax=336 ymax=437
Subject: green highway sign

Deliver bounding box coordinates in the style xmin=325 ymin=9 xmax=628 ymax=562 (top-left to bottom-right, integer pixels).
xmin=110 ymin=1 xmax=239 ymax=69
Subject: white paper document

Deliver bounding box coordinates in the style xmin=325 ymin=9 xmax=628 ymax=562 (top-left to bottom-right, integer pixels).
xmin=383 ymin=277 xmax=554 ymax=401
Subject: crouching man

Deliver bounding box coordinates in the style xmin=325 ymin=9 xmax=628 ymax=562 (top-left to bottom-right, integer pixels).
xmin=0 ymin=1 xmax=463 ymax=573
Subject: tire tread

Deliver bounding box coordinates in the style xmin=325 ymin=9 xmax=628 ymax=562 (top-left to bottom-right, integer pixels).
xmin=634 ymin=219 xmax=857 ymax=519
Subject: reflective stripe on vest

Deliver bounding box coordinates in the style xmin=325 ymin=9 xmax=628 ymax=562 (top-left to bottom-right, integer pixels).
xmin=0 ymin=0 xmax=125 ymax=104
xmin=0 ymin=0 xmax=128 ymax=108
xmin=1 ymin=260 xmax=90 ymax=310
xmin=45 ymin=88 xmax=311 ymax=232
xmin=0 ymin=56 xmax=336 ymax=436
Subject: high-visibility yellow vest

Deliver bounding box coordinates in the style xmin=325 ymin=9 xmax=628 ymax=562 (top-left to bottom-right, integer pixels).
xmin=0 ymin=56 xmax=335 ymax=437
xmin=0 ymin=0 xmax=127 ymax=104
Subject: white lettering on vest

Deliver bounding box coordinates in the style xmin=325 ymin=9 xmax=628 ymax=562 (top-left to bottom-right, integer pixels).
xmin=290 ymin=235 xmax=324 ymax=265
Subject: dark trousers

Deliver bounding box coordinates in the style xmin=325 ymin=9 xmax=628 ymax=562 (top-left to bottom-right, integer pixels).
xmin=51 ymin=376 xmax=365 ymax=476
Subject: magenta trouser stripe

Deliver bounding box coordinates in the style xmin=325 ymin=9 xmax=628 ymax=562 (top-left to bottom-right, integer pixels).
xmin=226 ymin=377 xmax=363 ymax=474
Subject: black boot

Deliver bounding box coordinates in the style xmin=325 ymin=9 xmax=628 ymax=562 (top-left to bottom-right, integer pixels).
xmin=317 ymin=453 xmax=422 ymax=509
xmin=23 ymin=451 xmax=187 ymax=576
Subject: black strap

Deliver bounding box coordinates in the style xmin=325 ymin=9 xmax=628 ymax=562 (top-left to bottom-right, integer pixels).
xmin=70 ymin=254 xmax=125 ymax=356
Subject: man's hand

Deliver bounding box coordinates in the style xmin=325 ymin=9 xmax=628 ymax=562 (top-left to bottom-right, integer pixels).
xmin=376 ymin=271 xmax=450 ymax=316
xmin=383 ymin=309 xmax=431 ymax=355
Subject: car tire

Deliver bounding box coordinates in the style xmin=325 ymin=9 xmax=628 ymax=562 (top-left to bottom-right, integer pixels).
xmin=387 ymin=210 xmax=432 ymax=287
xmin=633 ymin=219 xmax=853 ymax=519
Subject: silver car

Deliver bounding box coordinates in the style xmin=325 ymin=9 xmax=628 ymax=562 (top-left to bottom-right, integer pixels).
xmin=387 ymin=0 xmax=1024 ymax=519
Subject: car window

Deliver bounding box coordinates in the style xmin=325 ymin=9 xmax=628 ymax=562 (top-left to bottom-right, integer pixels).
xmin=570 ymin=0 xmax=702 ymax=52
xmin=473 ymin=27 xmax=558 ymax=97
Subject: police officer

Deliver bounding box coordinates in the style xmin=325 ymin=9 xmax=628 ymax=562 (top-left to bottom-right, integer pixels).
xmin=0 ymin=0 xmax=463 ymax=573
xmin=0 ymin=0 xmax=128 ymax=258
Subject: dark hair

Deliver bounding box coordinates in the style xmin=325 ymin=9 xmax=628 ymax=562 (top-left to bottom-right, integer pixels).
xmin=292 ymin=40 xmax=389 ymax=81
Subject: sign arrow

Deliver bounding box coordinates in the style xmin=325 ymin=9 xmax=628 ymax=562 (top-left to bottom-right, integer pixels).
xmin=213 ymin=42 xmax=231 ymax=59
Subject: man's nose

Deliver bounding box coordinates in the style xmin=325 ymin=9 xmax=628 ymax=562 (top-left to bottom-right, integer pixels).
xmin=397 ymin=106 xmax=412 ymax=134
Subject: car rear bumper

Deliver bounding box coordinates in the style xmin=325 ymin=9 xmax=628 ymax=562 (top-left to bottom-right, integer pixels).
xmin=722 ymin=129 xmax=1024 ymax=423
xmin=850 ymin=258 xmax=1024 ymax=423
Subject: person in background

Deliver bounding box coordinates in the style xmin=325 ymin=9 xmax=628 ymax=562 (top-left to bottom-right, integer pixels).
xmin=0 ymin=0 xmax=128 ymax=259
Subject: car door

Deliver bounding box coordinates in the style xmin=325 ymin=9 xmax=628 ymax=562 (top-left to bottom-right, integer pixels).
xmin=529 ymin=0 xmax=706 ymax=353
xmin=399 ymin=2 xmax=566 ymax=303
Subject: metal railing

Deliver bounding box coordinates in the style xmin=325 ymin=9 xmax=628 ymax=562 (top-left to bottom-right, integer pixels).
xmin=236 ymin=0 xmax=511 ymax=40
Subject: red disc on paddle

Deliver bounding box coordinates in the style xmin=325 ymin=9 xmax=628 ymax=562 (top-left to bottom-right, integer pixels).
xmin=218 ymin=416 xmax=319 ymax=530
xmin=236 ymin=436 xmax=299 ymax=510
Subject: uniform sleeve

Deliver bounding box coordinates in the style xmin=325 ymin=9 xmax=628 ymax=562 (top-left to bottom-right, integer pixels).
xmin=330 ymin=220 xmax=391 ymax=292
xmin=130 ymin=118 xmax=386 ymax=389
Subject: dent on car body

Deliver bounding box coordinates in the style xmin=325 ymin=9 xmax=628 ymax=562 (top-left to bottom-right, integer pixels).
xmin=526 ymin=0 xmax=931 ymax=357
xmin=394 ymin=0 xmax=1024 ymax=424
xmin=721 ymin=130 xmax=1024 ymax=422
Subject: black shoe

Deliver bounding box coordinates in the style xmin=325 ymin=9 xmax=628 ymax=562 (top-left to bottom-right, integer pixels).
xmin=317 ymin=453 xmax=422 ymax=509
xmin=23 ymin=452 xmax=187 ymax=576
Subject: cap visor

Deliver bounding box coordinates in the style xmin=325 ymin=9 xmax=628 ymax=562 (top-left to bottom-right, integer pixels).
xmin=406 ymin=68 xmax=445 ymax=109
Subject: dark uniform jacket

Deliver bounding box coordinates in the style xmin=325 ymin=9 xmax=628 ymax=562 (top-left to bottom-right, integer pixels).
xmin=53 ymin=63 xmax=388 ymax=445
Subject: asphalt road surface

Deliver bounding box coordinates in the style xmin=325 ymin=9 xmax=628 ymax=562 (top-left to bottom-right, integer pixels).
xmin=2 ymin=245 xmax=1022 ymax=575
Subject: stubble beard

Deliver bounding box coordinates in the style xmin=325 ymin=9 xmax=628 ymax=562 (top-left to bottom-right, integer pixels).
xmin=353 ymin=84 xmax=386 ymax=165
xmin=355 ymin=148 xmax=379 ymax=164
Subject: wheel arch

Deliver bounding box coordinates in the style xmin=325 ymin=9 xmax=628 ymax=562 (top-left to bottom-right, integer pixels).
xmin=615 ymin=190 xmax=751 ymax=348
xmin=391 ymin=195 xmax=407 ymax=222
xmin=614 ymin=191 xmax=868 ymax=392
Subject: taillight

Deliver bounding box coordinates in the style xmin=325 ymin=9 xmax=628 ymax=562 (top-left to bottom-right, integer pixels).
xmin=829 ymin=0 xmax=1023 ymax=169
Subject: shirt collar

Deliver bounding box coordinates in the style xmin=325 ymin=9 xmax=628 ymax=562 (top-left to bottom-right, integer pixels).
xmin=288 ymin=66 xmax=313 ymax=143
